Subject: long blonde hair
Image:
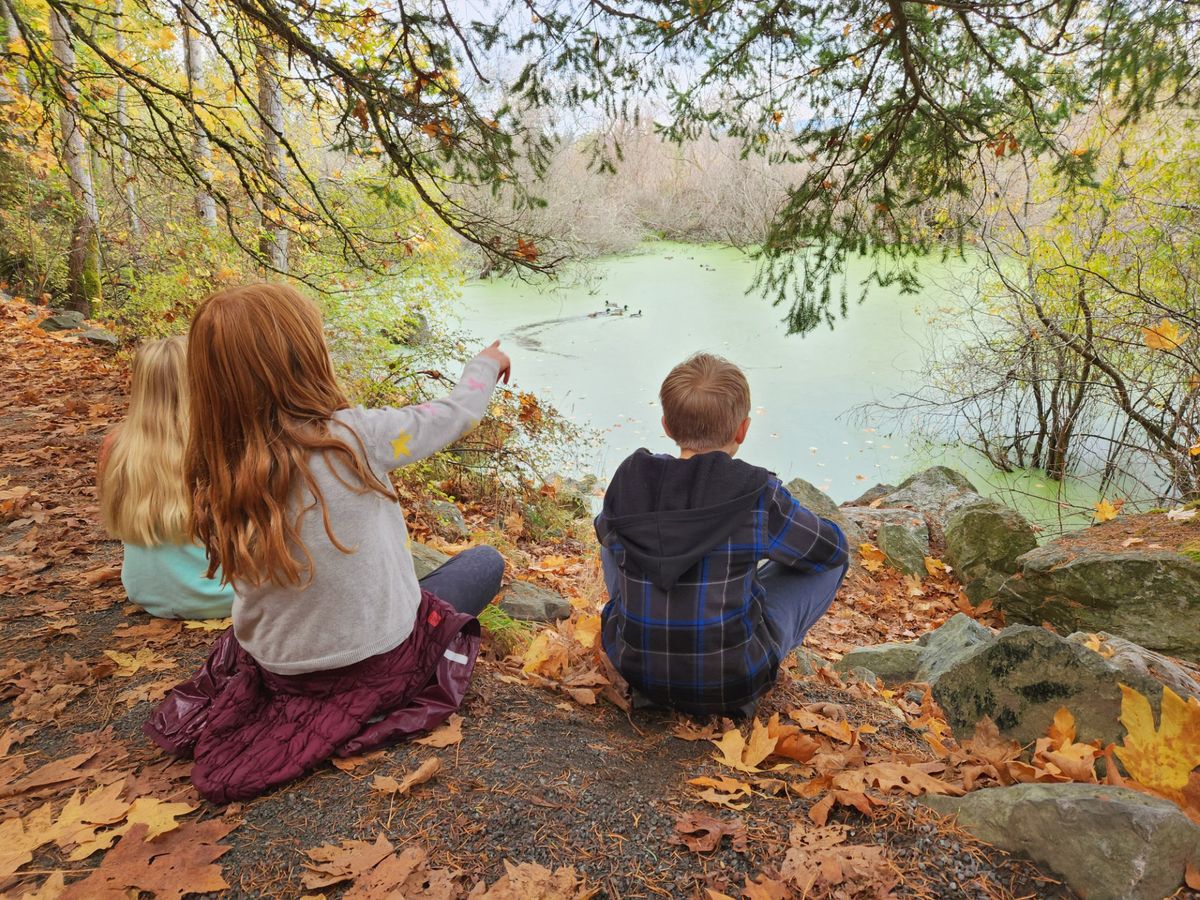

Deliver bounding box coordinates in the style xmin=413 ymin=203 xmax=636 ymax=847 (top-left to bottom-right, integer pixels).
xmin=186 ymin=284 xmax=392 ymax=589
xmin=100 ymin=336 xmax=192 ymax=545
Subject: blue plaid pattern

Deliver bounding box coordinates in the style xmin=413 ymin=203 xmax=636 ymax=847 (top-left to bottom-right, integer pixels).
xmin=597 ymin=478 xmax=848 ymax=715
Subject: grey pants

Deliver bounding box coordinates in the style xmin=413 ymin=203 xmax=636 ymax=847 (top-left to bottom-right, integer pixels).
xmin=418 ymin=545 xmax=505 ymax=617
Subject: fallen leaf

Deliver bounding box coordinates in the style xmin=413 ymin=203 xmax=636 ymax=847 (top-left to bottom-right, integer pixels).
xmin=476 ymin=859 xmax=588 ymax=898
xmin=58 ymin=820 xmax=234 ymax=900
xmin=371 ymin=757 xmax=442 ymax=797
xmin=1115 ymin=684 xmax=1200 ymax=793
xmin=668 ymin=811 xmax=748 ymax=853
xmin=712 ymin=719 xmax=778 ymax=773
xmin=183 ymin=618 xmax=232 ymax=631
xmin=1093 ymin=498 xmax=1123 ymax=523
xmin=858 ymin=543 xmax=887 ymax=574
xmin=303 ymin=833 xmax=394 ymax=890
xmin=414 ymin=714 xmax=463 ymax=749
xmin=102 ymin=648 xmax=176 ymax=677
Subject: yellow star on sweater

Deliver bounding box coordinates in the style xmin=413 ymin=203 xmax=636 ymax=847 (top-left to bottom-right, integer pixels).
xmin=391 ymin=432 xmax=412 ymax=459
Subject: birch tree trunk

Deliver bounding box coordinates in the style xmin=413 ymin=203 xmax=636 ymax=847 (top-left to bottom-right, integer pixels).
xmin=2 ymin=0 xmax=28 ymax=95
xmin=255 ymin=37 xmax=287 ymax=272
xmin=49 ymin=10 xmax=101 ymax=314
xmin=113 ymin=0 xmax=141 ymax=237
xmin=181 ymin=2 xmax=216 ymax=227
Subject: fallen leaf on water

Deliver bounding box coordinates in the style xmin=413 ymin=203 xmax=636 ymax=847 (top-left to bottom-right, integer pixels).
xmin=414 ymin=714 xmax=463 ymax=748
xmin=371 ymin=757 xmax=442 ymax=797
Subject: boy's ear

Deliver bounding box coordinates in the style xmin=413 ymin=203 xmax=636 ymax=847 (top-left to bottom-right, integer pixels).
xmin=661 ymin=415 xmax=673 ymax=441
xmin=734 ymin=416 xmax=751 ymax=445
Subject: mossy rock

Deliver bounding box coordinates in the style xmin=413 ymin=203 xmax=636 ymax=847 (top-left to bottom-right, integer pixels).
xmin=944 ymin=499 xmax=1037 ymax=605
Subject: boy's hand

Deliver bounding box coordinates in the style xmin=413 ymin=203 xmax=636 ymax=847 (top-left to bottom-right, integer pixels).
xmin=480 ymin=340 xmax=511 ymax=384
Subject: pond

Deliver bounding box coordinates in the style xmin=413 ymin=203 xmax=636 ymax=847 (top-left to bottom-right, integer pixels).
xmin=457 ymin=242 xmax=1102 ymax=532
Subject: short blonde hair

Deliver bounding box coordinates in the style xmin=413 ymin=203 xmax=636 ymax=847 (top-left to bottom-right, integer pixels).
xmin=660 ymin=353 xmax=751 ymax=450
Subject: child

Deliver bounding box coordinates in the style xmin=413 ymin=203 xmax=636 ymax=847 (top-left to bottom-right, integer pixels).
xmin=595 ymin=352 xmax=849 ymax=717
xmin=145 ymin=284 xmax=509 ymax=803
xmin=98 ymin=336 xmax=234 ymax=620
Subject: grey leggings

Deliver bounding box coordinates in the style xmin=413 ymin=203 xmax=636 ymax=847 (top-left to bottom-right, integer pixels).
xmin=417 ymin=545 xmax=505 ymax=617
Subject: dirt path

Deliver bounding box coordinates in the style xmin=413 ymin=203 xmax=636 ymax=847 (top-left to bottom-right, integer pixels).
xmin=0 ymin=298 xmax=1068 ymax=898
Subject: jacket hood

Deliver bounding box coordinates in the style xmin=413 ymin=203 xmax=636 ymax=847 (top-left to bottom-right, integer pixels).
xmin=598 ymin=449 xmax=771 ymax=590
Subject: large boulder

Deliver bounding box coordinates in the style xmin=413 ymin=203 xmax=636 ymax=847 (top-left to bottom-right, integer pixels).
xmin=875 ymin=522 xmax=929 ymax=575
xmin=37 ymin=309 xmax=85 ymax=332
xmin=944 ymin=499 xmax=1037 ymax=605
xmin=931 ymin=624 xmax=1164 ymax=745
xmin=411 ymin=542 xmax=450 ymax=579
xmin=834 ymin=642 xmax=923 ymax=683
xmin=834 ymin=613 xmax=994 ymax=686
xmin=878 ymin=466 xmax=978 ymax=518
xmin=844 ymin=482 xmax=895 ymax=506
xmin=499 ymin=581 xmax=572 ymax=622
xmin=840 ymin=506 xmax=926 ymax=542
xmin=999 ymin=544 xmax=1200 ymax=660
xmin=925 ymin=784 xmax=1200 ymax=900
xmin=785 ymin=477 xmax=863 ymax=548
xmin=1066 ymin=631 xmax=1200 ymax=703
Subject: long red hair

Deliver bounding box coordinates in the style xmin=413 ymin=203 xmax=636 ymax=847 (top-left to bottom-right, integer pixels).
xmin=187 ymin=283 xmax=391 ymax=588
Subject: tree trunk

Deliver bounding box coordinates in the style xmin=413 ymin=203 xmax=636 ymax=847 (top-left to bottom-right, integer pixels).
xmin=2 ymin=0 xmax=28 ymax=95
xmin=181 ymin=2 xmax=216 ymax=227
xmin=49 ymin=10 xmax=101 ymax=315
xmin=255 ymin=37 xmax=287 ymax=272
xmin=114 ymin=0 xmax=141 ymax=237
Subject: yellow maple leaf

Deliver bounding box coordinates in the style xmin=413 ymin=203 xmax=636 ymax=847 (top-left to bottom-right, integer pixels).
xmin=858 ymin=542 xmax=887 ymax=573
xmin=1143 ymin=318 xmax=1188 ymax=351
xmin=923 ymin=556 xmax=947 ymax=577
xmin=184 ymin=617 xmax=231 ymax=631
xmin=102 ymin=648 xmax=174 ymax=677
xmin=1190 ymin=442 xmax=1200 ymax=458
xmin=1115 ymin=684 xmax=1200 ymax=792
xmin=573 ymin=614 xmax=601 ymax=650
xmin=1093 ymin=498 xmax=1122 ymax=523
xmin=521 ymin=631 xmax=568 ymax=678
xmin=711 ymin=719 xmax=777 ymax=773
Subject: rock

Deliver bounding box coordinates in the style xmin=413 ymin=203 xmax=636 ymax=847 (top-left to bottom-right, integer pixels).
xmin=999 ymin=544 xmax=1200 ymax=660
xmin=914 ymin=613 xmax=994 ymax=684
xmin=834 ymin=614 xmax=994 ymax=686
xmin=37 ymin=309 xmax=85 ymax=332
xmin=943 ymin=498 xmax=1037 ymax=605
xmin=79 ymin=328 xmax=119 ymax=348
xmin=835 ymin=642 xmax=922 ymax=683
xmin=840 ymin=506 xmax=926 ymax=541
xmin=791 ymin=647 xmax=826 ymax=676
xmin=879 ymin=466 xmax=978 ymax=518
xmin=499 ymin=581 xmax=572 ymax=622
xmin=875 ymin=522 xmax=929 ymax=575
xmin=931 ymin=624 xmax=1164 ymax=745
xmin=411 ymin=542 xmax=450 ymax=579
xmin=786 ymin=477 xmax=864 ymax=548
xmin=924 ymin=784 xmax=1200 ymax=900
xmin=843 ymin=667 xmax=880 ymax=688
xmin=845 ymin=483 xmax=895 ymax=506
xmin=426 ymin=500 xmax=470 ymax=540
xmin=1066 ymin=631 xmax=1200 ymax=703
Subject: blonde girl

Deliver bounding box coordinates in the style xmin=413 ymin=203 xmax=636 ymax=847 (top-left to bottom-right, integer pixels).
xmin=98 ymin=336 xmax=234 ymax=619
xmin=146 ymin=284 xmax=508 ymax=803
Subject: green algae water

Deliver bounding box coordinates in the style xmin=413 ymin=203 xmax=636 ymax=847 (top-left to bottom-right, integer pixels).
xmin=457 ymin=242 xmax=1101 ymax=532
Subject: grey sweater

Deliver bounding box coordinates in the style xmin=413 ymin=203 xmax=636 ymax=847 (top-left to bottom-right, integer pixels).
xmin=232 ymin=354 xmax=500 ymax=674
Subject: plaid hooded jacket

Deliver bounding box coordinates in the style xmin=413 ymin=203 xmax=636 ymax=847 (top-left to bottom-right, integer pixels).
xmin=595 ymin=449 xmax=848 ymax=715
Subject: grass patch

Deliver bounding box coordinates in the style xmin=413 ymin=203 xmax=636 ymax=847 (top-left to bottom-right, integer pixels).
xmin=478 ymin=604 xmax=534 ymax=656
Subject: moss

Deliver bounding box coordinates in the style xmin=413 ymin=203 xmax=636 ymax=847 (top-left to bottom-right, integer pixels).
xmin=1147 ymin=507 xmax=1167 ymax=515
xmin=1181 ymin=542 xmax=1200 ymax=564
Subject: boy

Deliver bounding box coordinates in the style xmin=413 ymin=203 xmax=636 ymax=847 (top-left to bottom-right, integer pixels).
xmin=595 ymin=352 xmax=849 ymax=716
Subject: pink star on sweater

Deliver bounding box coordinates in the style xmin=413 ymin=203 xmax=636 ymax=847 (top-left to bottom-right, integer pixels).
xmin=466 ymin=377 xmax=488 ymax=392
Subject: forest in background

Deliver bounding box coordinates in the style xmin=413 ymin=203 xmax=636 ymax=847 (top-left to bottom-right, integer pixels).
xmin=0 ymin=0 xmax=1197 ymax=508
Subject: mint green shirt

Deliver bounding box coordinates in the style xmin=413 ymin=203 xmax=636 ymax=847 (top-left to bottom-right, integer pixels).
xmin=121 ymin=542 xmax=234 ymax=620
